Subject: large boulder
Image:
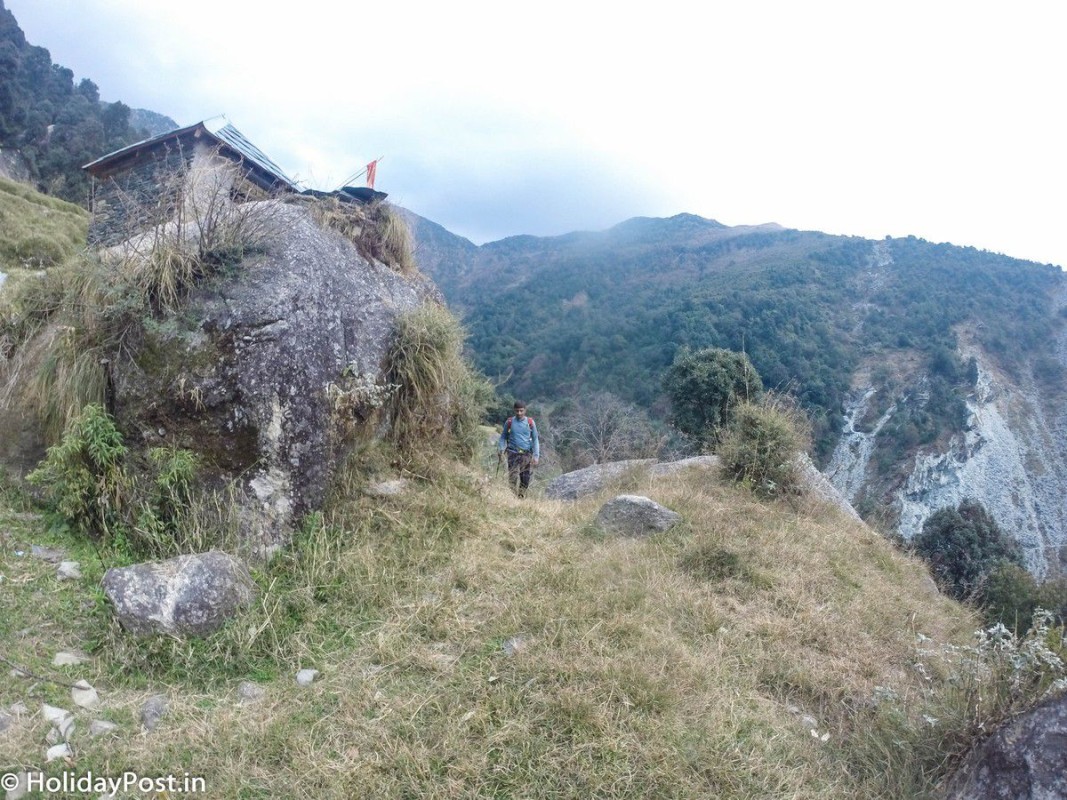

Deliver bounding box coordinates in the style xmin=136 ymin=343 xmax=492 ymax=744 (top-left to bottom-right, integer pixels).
xmin=113 ymin=201 xmax=435 ymax=551
xmin=795 ymin=453 xmax=863 ymax=521
xmin=595 ymin=495 xmax=682 ymax=537
xmin=102 ymin=551 xmax=255 ymax=637
xmin=942 ymin=691 xmax=1067 ymax=800
xmin=544 ymin=459 xmax=656 ymax=501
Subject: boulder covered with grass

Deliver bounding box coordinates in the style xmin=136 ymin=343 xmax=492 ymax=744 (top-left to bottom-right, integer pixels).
xmin=103 ymin=550 xmax=255 ymax=637
xmin=595 ymin=495 xmax=682 ymax=537
xmin=111 ymin=200 xmax=436 ymax=550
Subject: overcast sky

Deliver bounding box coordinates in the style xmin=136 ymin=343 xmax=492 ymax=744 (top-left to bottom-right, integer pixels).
xmin=8 ymin=0 xmax=1066 ymax=267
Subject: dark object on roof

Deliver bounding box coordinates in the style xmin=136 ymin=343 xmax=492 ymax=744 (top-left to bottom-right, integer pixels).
xmin=340 ymin=186 xmax=389 ymax=204
xmin=83 ymin=116 xmax=298 ymax=193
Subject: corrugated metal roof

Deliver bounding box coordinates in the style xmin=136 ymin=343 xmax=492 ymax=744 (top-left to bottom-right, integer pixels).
xmin=83 ymin=115 xmax=298 ymax=191
xmin=202 ymin=116 xmax=297 ymax=189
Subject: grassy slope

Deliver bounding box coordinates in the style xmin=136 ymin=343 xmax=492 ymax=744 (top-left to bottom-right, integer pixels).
xmin=1 ymin=452 xmax=982 ymax=799
xmin=0 ymin=176 xmax=87 ymax=277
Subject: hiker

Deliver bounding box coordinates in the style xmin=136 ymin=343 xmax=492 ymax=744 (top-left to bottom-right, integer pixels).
xmin=498 ymin=401 xmax=539 ymax=497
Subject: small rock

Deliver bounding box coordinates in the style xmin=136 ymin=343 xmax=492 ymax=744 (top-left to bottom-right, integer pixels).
xmin=72 ymin=680 xmax=100 ymax=708
xmin=4 ymin=771 xmax=31 ymax=800
xmin=9 ymin=701 xmax=29 ymax=716
xmin=502 ymin=635 xmax=530 ymax=657
xmin=0 ymin=710 xmax=12 ymax=732
xmin=595 ymin=495 xmax=682 ymax=537
xmin=8 ymin=667 xmax=29 ymax=679
xmin=237 ymin=681 xmax=265 ymax=705
xmin=42 ymin=703 xmax=76 ymax=742
xmin=56 ymin=561 xmax=82 ymax=580
xmin=31 ymin=544 xmax=65 ymax=563
xmin=296 ymin=668 xmax=319 ymax=686
xmin=90 ymin=719 xmax=119 ymax=737
xmin=140 ymin=694 xmax=168 ymax=731
xmin=52 ymin=650 xmax=90 ymax=667
xmin=45 ymin=742 xmax=72 ymax=762
xmin=42 ymin=703 xmax=71 ymax=723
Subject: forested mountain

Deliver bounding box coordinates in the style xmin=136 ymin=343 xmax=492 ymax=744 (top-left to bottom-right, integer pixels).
xmin=409 ymin=211 xmax=1067 ymax=574
xmin=413 ymin=213 xmax=1061 ymax=453
xmin=0 ymin=0 xmax=176 ymax=201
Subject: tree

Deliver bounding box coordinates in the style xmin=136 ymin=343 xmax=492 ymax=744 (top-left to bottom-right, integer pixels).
xmin=552 ymin=391 xmax=665 ymax=470
xmin=912 ymin=500 xmax=1023 ymax=601
xmin=662 ymin=347 xmax=762 ymax=446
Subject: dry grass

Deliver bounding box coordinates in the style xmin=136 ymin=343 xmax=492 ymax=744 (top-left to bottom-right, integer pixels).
xmin=311 ymin=198 xmax=415 ymax=274
xmin=0 ymin=176 xmax=87 ymax=273
xmin=1 ymin=450 xmax=1004 ymax=799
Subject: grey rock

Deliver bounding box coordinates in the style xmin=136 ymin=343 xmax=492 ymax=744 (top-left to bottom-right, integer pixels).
xmin=71 ymin=680 xmax=100 ymax=709
xmin=648 ymin=455 xmax=720 ymax=477
xmin=502 ymin=635 xmax=530 ymax=657
xmin=237 ymin=681 xmax=265 ymax=705
xmin=56 ymin=560 xmax=81 ymax=580
xmin=942 ymin=691 xmax=1067 ymax=800
xmin=9 ymin=701 xmax=28 ymax=716
xmin=921 ymin=574 xmax=941 ymax=597
xmin=795 ymin=454 xmax=863 ymax=521
xmin=296 ymin=668 xmax=320 ymax=687
xmin=103 ymin=551 xmax=255 ymax=638
xmin=90 ymin=719 xmax=120 ymax=737
xmin=45 ymin=742 xmax=72 ymax=762
xmin=4 ymin=771 xmax=32 ymax=799
xmin=595 ymin=495 xmax=682 ymax=537
xmin=110 ymin=202 xmax=435 ymax=553
xmin=0 ymin=710 xmax=12 ymax=732
xmin=544 ymin=459 xmax=656 ymax=501
xmin=30 ymin=545 xmax=65 ymax=563
xmin=140 ymin=695 xmax=168 ymax=731
xmin=52 ymin=650 xmax=90 ymax=667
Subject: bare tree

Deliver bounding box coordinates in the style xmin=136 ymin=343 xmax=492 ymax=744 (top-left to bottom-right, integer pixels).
xmin=553 ymin=392 xmax=666 ymax=471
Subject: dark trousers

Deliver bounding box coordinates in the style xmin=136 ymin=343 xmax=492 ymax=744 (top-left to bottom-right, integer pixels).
xmin=506 ymin=450 xmax=533 ymax=495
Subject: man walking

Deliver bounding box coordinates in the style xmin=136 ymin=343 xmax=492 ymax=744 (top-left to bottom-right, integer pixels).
xmin=498 ymin=401 xmax=539 ymax=497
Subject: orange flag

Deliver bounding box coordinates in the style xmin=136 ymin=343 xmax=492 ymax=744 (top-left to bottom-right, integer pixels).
xmin=366 ymin=160 xmax=378 ymax=189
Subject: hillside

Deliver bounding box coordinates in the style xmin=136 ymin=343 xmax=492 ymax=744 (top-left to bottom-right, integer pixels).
xmin=2 ymin=449 xmax=1015 ymax=798
xmin=0 ymin=1 xmax=177 ymax=202
xmin=407 ymin=212 xmax=1067 ymax=573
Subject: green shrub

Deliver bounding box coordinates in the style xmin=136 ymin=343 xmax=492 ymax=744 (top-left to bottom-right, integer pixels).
xmin=717 ymin=396 xmax=809 ymax=498
xmin=28 ymin=403 xmax=128 ymax=542
xmin=663 ymin=347 xmax=763 ymax=447
xmin=980 ymin=563 xmax=1040 ymax=634
xmin=912 ymin=500 xmax=1023 ymax=601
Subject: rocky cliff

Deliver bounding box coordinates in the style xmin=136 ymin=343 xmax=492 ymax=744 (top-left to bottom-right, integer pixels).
xmin=828 ymin=280 xmax=1067 ymax=577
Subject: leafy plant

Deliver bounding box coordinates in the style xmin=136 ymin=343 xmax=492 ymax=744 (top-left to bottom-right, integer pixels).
xmin=27 ymin=402 xmax=128 ymax=542
xmin=717 ymin=395 xmax=810 ymax=498
xmin=663 ymin=347 xmax=763 ymax=447
xmin=912 ymin=500 xmax=1023 ymax=601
